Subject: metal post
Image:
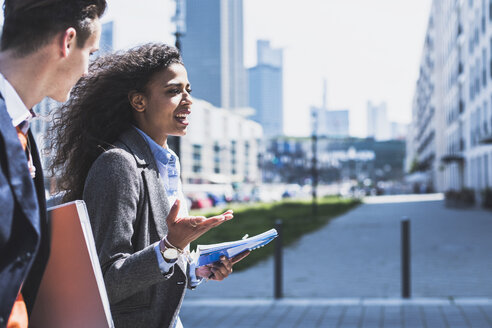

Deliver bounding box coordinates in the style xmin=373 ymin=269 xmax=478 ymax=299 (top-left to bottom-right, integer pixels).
xmin=274 ymin=220 xmax=283 ymax=299
xmin=311 ymin=109 xmax=318 ymax=216
xmin=172 ymin=0 xmax=185 ymax=160
xmin=401 ymin=217 xmax=411 ymax=298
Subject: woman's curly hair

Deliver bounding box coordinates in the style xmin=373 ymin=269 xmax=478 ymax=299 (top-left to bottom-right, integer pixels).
xmin=48 ymin=43 xmax=183 ymax=202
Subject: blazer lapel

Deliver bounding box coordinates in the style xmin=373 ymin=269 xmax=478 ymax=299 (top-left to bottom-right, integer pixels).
xmin=118 ymin=128 xmax=170 ymax=239
xmin=0 ymin=100 xmax=40 ymax=235
xmin=117 ymin=128 xmax=188 ymax=276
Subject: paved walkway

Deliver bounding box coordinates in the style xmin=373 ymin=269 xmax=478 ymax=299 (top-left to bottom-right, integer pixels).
xmin=181 ymin=298 xmax=492 ymax=328
xmin=181 ymin=194 xmax=492 ymax=327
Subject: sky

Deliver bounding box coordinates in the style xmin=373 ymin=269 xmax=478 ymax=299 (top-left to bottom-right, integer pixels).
xmin=1 ymin=0 xmax=432 ymax=137
xmin=242 ymin=0 xmax=432 ymax=137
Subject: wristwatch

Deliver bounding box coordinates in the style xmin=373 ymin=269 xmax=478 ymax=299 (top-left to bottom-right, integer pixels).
xmin=161 ymin=247 xmax=179 ymax=264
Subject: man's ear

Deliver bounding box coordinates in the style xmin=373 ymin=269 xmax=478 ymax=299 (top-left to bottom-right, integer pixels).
xmin=128 ymin=91 xmax=147 ymax=112
xmin=61 ymin=27 xmax=77 ymax=57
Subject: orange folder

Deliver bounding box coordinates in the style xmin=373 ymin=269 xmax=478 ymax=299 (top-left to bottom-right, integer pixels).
xmin=30 ymin=201 xmax=114 ymax=328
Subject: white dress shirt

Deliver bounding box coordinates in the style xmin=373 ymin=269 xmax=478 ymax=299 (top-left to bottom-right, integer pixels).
xmin=0 ymin=72 xmax=31 ymax=126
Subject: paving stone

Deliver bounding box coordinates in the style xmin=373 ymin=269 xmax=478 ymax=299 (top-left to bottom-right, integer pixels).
xmin=301 ymin=306 xmax=329 ymax=327
xmin=460 ymin=305 xmax=492 ymax=328
xmin=361 ymin=306 xmax=383 ymax=328
xmin=318 ymin=306 xmax=347 ymax=327
xmin=339 ymin=306 xmax=363 ymax=327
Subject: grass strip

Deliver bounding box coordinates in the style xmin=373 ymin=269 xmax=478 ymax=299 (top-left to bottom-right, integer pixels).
xmin=190 ymin=196 xmax=361 ymax=271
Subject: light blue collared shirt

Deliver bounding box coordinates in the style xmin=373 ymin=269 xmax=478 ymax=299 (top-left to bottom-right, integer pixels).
xmin=134 ymin=127 xmax=202 ymax=287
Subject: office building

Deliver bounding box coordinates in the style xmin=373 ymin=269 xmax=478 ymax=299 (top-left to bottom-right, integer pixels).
xmin=367 ymin=101 xmax=391 ymax=141
xmin=312 ymin=107 xmax=350 ymax=138
xmin=407 ymin=2 xmax=446 ymax=192
xmin=99 ymin=21 xmax=114 ymax=55
xmin=262 ymin=136 xmax=404 ymax=185
xmin=182 ymin=0 xmax=247 ymax=110
xmin=248 ymin=40 xmax=284 ymax=138
xmin=390 ymin=122 xmax=408 ymax=140
xmin=408 ymin=0 xmax=492 ymax=197
xmin=180 ymin=99 xmax=262 ymax=185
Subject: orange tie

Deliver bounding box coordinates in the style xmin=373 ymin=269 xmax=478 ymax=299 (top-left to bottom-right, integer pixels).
xmin=16 ymin=125 xmax=28 ymax=151
xmin=7 ymin=122 xmax=32 ymax=328
xmin=15 ymin=121 xmax=36 ymax=178
xmin=7 ymin=292 xmax=28 ymax=328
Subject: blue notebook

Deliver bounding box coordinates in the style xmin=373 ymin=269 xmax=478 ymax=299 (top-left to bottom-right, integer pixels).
xmin=193 ymin=228 xmax=278 ymax=267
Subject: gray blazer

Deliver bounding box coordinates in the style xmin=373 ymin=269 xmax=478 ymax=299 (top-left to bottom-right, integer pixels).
xmin=83 ymin=127 xmax=191 ymax=328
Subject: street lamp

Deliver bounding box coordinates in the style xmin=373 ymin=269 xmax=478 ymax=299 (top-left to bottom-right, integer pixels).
xmin=173 ymin=0 xmax=185 ymax=52
xmin=171 ymin=0 xmax=186 ymax=159
xmin=311 ymin=107 xmax=319 ymax=216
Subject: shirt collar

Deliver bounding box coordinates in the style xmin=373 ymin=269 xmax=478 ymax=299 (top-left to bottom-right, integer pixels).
xmin=0 ymin=73 xmax=31 ymax=127
xmin=134 ymin=126 xmax=176 ymax=166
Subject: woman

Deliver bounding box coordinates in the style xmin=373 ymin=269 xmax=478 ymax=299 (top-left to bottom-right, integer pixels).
xmin=49 ymin=44 xmax=248 ymax=328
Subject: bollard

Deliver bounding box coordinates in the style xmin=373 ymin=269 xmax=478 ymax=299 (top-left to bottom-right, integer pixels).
xmin=274 ymin=219 xmax=283 ymax=299
xmin=401 ymin=217 xmax=411 ymax=298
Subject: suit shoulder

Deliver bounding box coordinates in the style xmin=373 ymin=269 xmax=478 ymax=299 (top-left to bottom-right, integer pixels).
xmin=89 ymin=147 xmax=139 ymax=178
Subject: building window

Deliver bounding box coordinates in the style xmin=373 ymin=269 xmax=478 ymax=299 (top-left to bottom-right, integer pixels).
xmin=213 ymin=142 xmax=221 ymax=174
xmin=490 ymin=96 xmax=492 ymax=129
xmin=484 ymin=101 xmax=489 ymax=134
xmin=490 ymin=0 xmax=492 ymax=21
xmin=483 ymin=48 xmax=488 ymax=87
xmin=192 ymin=144 xmax=202 ymax=173
xmin=231 ymin=140 xmax=237 ymax=175
xmin=490 ymin=38 xmax=492 ymax=80
xmin=485 ymin=154 xmax=490 ymax=187
xmin=478 ymin=156 xmax=483 ymax=189
xmin=244 ymin=141 xmax=250 ymax=180
xmin=483 ymin=0 xmax=487 ymax=32
xmin=470 ymin=64 xmax=475 ymax=101
xmin=471 ymin=111 xmax=475 ymax=146
xmin=469 ymin=23 xmax=474 ymax=54
xmin=489 ymin=0 xmax=492 ymax=21
xmin=476 ymin=58 xmax=481 ymax=95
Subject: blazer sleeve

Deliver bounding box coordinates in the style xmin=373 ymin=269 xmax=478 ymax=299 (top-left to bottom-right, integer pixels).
xmin=83 ymin=149 xmax=172 ymax=304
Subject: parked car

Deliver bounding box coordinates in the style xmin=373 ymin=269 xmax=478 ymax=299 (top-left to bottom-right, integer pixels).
xmin=207 ymin=192 xmax=226 ymax=207
xmin=189 ymin=192 xmax=213 ymax=209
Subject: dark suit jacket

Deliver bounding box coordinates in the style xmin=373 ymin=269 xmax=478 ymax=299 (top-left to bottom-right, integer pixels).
xmin=83 ymin=127 xmax=191 ymax=328
xmin=0 ymin=97 xmax=49 ymax=327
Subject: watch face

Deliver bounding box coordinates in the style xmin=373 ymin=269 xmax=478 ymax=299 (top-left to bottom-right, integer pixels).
xmin=163 ymin=248 xmax=179 ymax=261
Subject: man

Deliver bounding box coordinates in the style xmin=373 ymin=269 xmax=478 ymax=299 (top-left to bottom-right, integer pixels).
xmin=0 ymin=0 xmax=106 ymax=326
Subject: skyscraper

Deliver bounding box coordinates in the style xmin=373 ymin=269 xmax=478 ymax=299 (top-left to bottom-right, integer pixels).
xmin=248 ymin=40 xmax=284 ymax=138
xmin=99 ymin=21 xmax=114 ymax=55
xmin=367 ymin=101 xmax=390 ymax=140
xmin=182 ymin=0 xmax=247 ymax=110
xmin=313 ymin=107 xmax=349 ymax=138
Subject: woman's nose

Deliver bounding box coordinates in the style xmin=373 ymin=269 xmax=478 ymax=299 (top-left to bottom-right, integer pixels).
xmin=183 ymin=92 xmax=192 ymax=104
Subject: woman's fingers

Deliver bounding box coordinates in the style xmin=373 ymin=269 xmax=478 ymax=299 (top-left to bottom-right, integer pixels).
xmin=165 ymin=199 xmax=181 ymax=225
xmin=231 ymin=250 xmax=250 ymax=264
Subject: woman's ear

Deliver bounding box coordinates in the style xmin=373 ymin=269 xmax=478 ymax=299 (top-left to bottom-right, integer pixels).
xmin=128 ymin=91 xmax=147 ymax=112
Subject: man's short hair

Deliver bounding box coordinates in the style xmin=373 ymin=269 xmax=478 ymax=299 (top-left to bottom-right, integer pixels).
xmin=1 ymin=0 xmax=107 ymax=56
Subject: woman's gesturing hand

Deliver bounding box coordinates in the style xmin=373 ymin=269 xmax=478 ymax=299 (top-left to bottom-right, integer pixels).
xmin=165 ymin=199 xmax=233 ymax=250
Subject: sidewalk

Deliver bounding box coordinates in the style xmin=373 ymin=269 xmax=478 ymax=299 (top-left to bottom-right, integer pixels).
xmin=185 ymin=194 xmax=492 ymax=299
xmin=182 ymin=194 xmax=492 ymax=327
xmin=180 ymin=298 xmax=492 ymax=328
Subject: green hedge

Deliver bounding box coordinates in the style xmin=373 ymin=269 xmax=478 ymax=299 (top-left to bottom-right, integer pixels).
xmin=190 ymin=196 xmax=361 ymax=271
